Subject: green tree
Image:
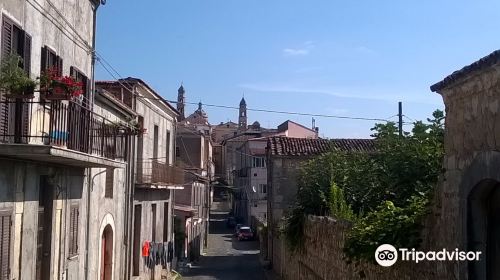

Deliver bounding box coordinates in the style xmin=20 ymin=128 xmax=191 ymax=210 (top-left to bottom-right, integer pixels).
xmin=283 ymin=110 xmax=444 ymax=260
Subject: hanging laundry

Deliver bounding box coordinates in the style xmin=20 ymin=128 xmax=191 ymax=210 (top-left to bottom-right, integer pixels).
xmin=142 ymin=241 xmax=151 ymax=267
xmin=167 ymin=241 xmax=174 ymax=263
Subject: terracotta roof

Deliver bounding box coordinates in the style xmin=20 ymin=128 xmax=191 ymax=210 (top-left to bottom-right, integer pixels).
xmin=330 ymin=138 xmax=376 ymax=153
xmin=430 ymin=50 xmax=500 ymax=92
xmin=268 ymin=136 xmax=375 ymax=156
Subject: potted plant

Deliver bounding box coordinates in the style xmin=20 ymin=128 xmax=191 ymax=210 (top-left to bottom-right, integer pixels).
xmin=0 ymin=54 xmax=37 ymax=99
xmin=39 ymin=67 xmax=84 ymax=100
xmin=118 ymin=118 xmax=147 ymax=136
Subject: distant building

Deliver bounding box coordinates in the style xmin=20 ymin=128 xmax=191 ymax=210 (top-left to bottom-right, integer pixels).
xmin=232 ymin=120 xmax=320 ymax=227
xmin=177 ymin=85 xmax=186 ymax=121
xmin=175 ymin=90 xmax=214 ymax=263
xmin=238 ymin=97 xmax=248 ymax=132
xmin=212 ymin=121 xmax=239 ymax=143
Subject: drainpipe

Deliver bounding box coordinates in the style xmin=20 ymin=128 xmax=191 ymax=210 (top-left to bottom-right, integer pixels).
xmin=124 ymin=132 xmax=136 ymax=279
xmin=85 ymin=3 xmax=100 ymax=279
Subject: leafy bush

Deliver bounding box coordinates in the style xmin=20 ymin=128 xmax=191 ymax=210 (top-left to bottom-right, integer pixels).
xmin=344 ymin=195 xmax=430 ymax=263
xmin=329 ymin=182 xmax=357 ymax=222
xmin=282 ymin=110 xmax=444 ymax=262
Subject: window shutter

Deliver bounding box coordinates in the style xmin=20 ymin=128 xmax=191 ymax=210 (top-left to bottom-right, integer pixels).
xmin=0 ymin=18 xmax=14 ymax=139
xmin=105 ymin=168 xmax=114 ymax=198
xmin=40 ymin=46 xmax=47 ymax=73
xmin=69 ymin=208 xmax=74 ymax=255
xmin=57 ymin=57 xmax=63 ymax=76
xmin=20 ymin=32 xmax=31 ymax=75
xmin=1 ymin=17 xmax=13 ymax=60
xmin=0 ymin=213 xmax=11 ymax=280
xmin=69 ymin=206 xmax=79 ymax=256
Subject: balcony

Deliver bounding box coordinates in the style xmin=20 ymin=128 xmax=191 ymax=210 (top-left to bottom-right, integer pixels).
xmin=136 ymin=160 xmax=185 ymax=188
xmin=0 ymin=99 xmax=127 ymax=168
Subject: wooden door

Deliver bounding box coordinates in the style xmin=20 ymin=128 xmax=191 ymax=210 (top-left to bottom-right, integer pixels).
xmin=36 ymin=176 xmax=53 ymax=280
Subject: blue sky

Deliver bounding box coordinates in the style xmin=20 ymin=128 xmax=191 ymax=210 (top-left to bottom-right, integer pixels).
xmin=95 ymin=1 xmax=500 ymax=138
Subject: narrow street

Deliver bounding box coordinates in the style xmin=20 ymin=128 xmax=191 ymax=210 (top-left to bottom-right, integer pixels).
xmin=180 ymin=201 xmax=267 ymax=280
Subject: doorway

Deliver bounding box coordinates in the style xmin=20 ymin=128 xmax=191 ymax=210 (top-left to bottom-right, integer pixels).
xmin=468 ymin=179 xmax=500 ymax=280
xmin=100 ymin=225 xmax=113 ymax=280
xmin=36 ymin=176 xmax=54 ymax=280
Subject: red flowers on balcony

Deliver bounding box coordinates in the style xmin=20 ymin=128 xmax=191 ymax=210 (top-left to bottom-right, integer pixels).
xmin=39 ymin=67 xmax=84 ymax=100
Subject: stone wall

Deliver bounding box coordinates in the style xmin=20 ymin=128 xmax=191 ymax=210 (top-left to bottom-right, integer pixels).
xmin=277 ymin=216 xmax=446 ymax=280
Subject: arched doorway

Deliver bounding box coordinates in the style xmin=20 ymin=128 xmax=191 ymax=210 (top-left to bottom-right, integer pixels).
xmin=468 ymin=179 xmax=500 ymax=280
xmin=100 ymin=225 xmax=113 ymax=280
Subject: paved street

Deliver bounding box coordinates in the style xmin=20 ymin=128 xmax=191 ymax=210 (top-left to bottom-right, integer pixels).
xmin=180 ymin=201 xmax=266 ymax=280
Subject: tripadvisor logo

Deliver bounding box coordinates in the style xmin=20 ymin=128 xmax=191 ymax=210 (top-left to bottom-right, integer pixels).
xmin=374 ymin=244 xmax=482 ymax=267
xmin=375 ymin=244 xmax=398 ymax=267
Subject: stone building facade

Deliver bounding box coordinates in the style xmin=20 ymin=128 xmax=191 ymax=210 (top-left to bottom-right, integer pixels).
xmin=0 ymin=1 xmax=130 ymax=280
xmin=430 ymin=49 xmax=500 ymax=279
xmin=97 ymin=78 xmax=181 ymax=280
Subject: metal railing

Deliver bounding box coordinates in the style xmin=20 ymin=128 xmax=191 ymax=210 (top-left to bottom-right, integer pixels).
xmin=0 ymin=99 xmax=127 ymax=161
xmin=136 ymin=160 xmax=185 ymax=186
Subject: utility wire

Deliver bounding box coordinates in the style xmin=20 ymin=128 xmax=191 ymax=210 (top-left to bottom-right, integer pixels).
xmin=31 ymin=0 xmax=405 ymax=126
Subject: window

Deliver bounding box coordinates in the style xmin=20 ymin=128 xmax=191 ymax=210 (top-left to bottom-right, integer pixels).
xmin=165 ymin=130 xmax=171 ymax=164
xmin=41 ymin=46 xmax=62 ymax=75
xmin=151 ymin=204 xmax=157 ymax=242
xmin=252 ymin=157 xmax=266 ymax=168
xmin=68 ymin=205 xmax=80 ymax=256
xmin=153 ymin=125 xmax=159 ymax=160
xmin=259 ymin=184 xmax=267 ymax=194
xmin=70 ymin=66 xmax=89 ymax=104
xmin=1 ymin=15 xmax=31 ymax=74
xmin=105 ymin=168 xmax=114 ymax=198
xmin=1 ymin=16 xmax=32 ymax=139
xmin=0 ymin=211 xmax=11 ymax=280
xmin=176 ymin=146 xmax=180 ymax=158
xmin=132 ymin=205 xmax=142 ymax=276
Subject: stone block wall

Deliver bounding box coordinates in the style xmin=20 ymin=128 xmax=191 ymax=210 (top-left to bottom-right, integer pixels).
xmin=277 ymin=216 xmax=452 ymax=280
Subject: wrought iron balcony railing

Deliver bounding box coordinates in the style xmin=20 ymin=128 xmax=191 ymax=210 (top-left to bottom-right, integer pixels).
xmin=136 ymin=160 xmax=185 ymax=186
xmin=0 ymin=99 xmax=127 ymax=161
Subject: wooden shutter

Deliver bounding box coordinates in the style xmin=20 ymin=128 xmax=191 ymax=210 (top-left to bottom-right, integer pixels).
xmin=20 ymin=34 xmax=32 ymax=143
xmin=69 ymin=206 xmax=79 ymax=256
xmin=0 ymin=212 xmax=11 ymax=280
xmin=0 ymin=17 xmax=14 ymax=141
xmin=105 ymin=168 xmax=114 ymax=198
xmin=40 ymin=46 xmax=47 ymax=73
xmin=1 ymin=17 xmax=13 ymax=61
xmin=20 ymin=32 xmax=31 ymax=75
xmin=57 ymin=56 xmax=63 ymax=76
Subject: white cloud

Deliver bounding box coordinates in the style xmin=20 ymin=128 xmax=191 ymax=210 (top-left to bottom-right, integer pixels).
xmin=283 ymin=48 xmax=309 ymax=56
xmin=283 ymin=41 xmax=316 ymax=57
xmin=237 ymin=83 xmax=443 ymax=105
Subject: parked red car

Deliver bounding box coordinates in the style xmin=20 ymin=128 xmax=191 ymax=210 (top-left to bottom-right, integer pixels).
xmin=237 ymin=226 xmax=253 ymax=241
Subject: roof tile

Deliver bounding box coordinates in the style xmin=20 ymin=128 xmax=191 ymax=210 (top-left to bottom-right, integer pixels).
xmin=267 ymin=136 xmax=375 ymax=156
